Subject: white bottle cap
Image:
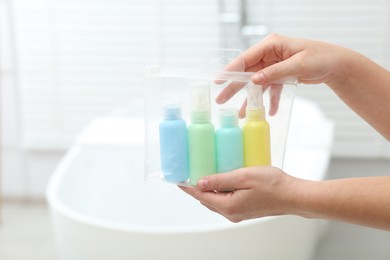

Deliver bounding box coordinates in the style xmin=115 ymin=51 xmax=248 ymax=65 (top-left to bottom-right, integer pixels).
xmin=247 ymin=84 xmax=264 ymax=109
xmin=246 ymin=84 xmax=265 ymax=120
xmin=219 ymin=108 xmax=238 ymax=127
xmin=190 ymin=83 xmax=211 ymax=123
xmin=162 ymin=103 xmax=182 ymax=120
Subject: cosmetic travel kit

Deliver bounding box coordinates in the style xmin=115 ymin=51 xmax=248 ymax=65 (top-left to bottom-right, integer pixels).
xmin=144 ymin=49 xmax=296 ymax=186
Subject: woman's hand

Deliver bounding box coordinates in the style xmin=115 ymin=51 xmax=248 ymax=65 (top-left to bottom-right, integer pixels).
xmin=216 ymin=33 xmax=347 ymax=117
xmin=180 ymin=168 xmax=390 ymax=230
xmin=179 ymin=167 xmax=301 ymax=223
xmin=180 ymin=34 xmax=390 ymax=229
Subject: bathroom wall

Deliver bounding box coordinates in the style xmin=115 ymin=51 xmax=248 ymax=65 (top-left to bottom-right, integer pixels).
xmin=1 ymin=0 xmax=389 ymax=199
xmin=246 ymin=0 xmax=390 ymax=158
xmin=1 ymin=0 xmax=220 ymax=199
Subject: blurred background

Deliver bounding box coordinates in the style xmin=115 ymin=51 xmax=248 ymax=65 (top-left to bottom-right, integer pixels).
xmin=0 ymin=0 xmax=389 ymax=259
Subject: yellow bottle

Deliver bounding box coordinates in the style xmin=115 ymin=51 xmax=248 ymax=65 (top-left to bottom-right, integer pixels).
xmin=243 ymin=84 xmax=271 ymax=166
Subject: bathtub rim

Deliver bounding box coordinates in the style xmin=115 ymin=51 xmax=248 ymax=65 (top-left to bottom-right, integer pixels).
xmin=46 ymin=145 xmax=278 ymax=235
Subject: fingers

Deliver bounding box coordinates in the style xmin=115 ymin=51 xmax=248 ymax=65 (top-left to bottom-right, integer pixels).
xmin=214 ymin=55 xmax=254 ymax=85
xmin=215 ymin=81 xmax=247 ymax=104
xmin=252 ymin=53 xmax=303 ymax=86
xmin=238 ymin=84 xmax=282 ymax=118
xmin=222 ymin=56 xmax=247 ymax=72
xmin=178 ymin=185 xmax=234 ymax=210
xmin=197 ymin=170 xmax=250 ymax=192
xmin=239 ymin=34 xmax=294 ymax=71
xmin=216 ymin=34 xmax=294 ymax=108
xmin=178 ymin=166 xmax=292 ymax=223
xmin=219 ymin=34 xmax=301 ymax=106
xmin=269 ymin=84 xmax=283 ymax=116
xmin=216 ymin=62 xmax=265 ymax=103
xmin=238 ymin=99 xmax=247 ymax=119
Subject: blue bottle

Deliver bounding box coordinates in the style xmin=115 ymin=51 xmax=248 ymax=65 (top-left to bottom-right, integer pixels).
xmin=159 ymin=104 xmax=189 ymax=183
xmin=216 ymin=108 xmax=244 ymax=173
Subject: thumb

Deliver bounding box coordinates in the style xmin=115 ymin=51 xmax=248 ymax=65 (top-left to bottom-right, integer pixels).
xmin=197 ymin=169 xmax=248 ymax=191
xmin=252 ymin=54 xmax=302 ymax=86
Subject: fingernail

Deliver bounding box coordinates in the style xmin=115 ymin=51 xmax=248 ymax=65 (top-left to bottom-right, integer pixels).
xmin=197 ymin=179 xmax=208 ymax=190
xmin=252 ymin=72 xmax=265 ymax=83
xmin=215 ymin=95 xmax=226 ymax=104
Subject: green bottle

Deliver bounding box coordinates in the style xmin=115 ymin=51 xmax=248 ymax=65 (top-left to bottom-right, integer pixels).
xmin=188 ymin=84 xmax=216 ymax=186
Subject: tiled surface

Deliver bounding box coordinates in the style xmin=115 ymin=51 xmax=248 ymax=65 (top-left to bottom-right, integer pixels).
xmin=0 ymin=201 xmax=389 ymax=260
xmin=0 ymin=202 xmax=60 ymax=260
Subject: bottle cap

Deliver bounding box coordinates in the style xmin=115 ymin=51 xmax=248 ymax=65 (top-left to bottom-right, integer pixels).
xmin=219 ymin=108 xmax=238 ymax=127
xmin=162 ymin=103 xmax=182 ymax=120
xmin=247 ymin=84 xmax=264 ymax=109
xmin=190 ymin=83 xmax=211 ymax=123
xmin=246 ymin=84 xmax=265 ymax=121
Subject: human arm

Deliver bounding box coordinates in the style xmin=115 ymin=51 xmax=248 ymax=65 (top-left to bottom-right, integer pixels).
xmin=180 ymin=34 xmax=390 ymax=230
xmin=217 ymin=34 xmax=390 ymax=140
xmin=180 ymin=167 xmax=390 ymax=230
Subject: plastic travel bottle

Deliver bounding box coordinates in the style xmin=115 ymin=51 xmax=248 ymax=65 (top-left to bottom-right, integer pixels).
xmin=188 ymin=84 xmax=216 ymax=186
xmin=216 ymin=108 xmax=244 ymax=173
xmin=243 ymin=84 xmax=271 ymax=166
xmin=159 ymin=104 xmax=189 ymax=183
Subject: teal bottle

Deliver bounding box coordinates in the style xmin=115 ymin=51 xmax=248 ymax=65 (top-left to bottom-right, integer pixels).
xmin=159 ymin=104 xmax=189 ymax=183
xmin=188 ymin=84 xmax=216 ymax=186
xmin=216 ymin=109 xmax=244 ymax=173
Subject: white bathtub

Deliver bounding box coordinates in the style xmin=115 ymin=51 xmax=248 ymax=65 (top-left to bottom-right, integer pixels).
xmin=46 ymin=97 xmax=333 ymax=260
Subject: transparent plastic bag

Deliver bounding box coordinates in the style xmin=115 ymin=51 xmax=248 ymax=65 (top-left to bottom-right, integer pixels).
xmin=144 ymin=50 xmax=296 ymax=186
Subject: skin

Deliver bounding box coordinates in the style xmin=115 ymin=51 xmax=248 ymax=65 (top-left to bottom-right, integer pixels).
xmin=180 ymin=34 xmax=390 ymax=230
